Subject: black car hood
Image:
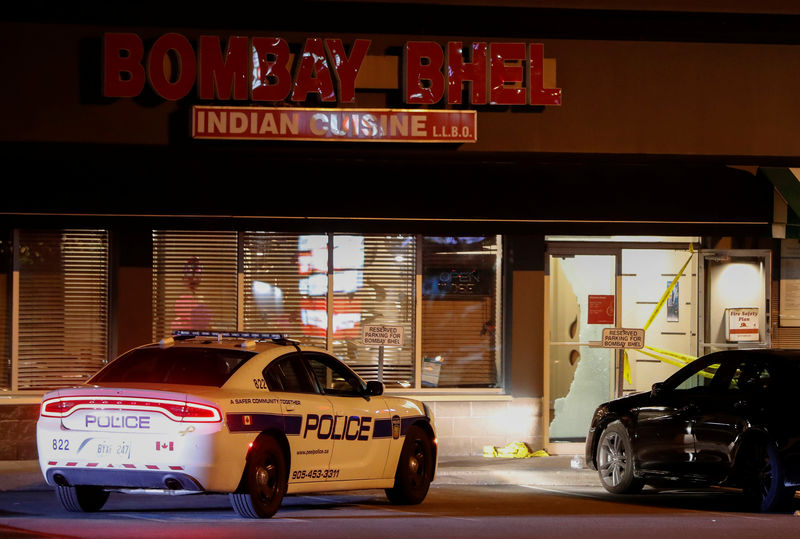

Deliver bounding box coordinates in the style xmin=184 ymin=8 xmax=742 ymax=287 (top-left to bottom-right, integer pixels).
xmin=605 ymin=390 xmax=652 ymax=412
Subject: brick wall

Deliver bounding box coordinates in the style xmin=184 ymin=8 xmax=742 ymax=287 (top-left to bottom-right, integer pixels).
xmin=0 ymin=404 xmax=39 ymax=460
xmin=423 ymin=398 xmax=542 ymax=456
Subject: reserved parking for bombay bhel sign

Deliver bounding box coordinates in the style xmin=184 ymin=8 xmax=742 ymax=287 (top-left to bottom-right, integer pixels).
xmin=601 ymin=328 xmax=645 ymax=349
xmin=362 ymin=325 xmax=404 ymax=346
xmin=362 ymin=325 xmax=404 ymax=383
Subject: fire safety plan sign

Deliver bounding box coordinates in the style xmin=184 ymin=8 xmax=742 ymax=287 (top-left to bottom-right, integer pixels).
xmin=726 ymin=308 xmax=760 ymax=342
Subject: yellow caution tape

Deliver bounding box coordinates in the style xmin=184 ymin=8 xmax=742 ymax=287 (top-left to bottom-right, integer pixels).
xmin=635 ymin=347 xmax=690 ymax=370
xmin=643 ymin=245 xmax=694 ymax=332
xmin=623 ymin=245 xmax=706 ymax=384
xmin=623 ymin=350 xmax=632 ymax=385
xmin=633 ymin=347 xmax=714 ymax=379
xmin=643 ymin=345 xmax=696 ymax=364
xmin=482 ymin=442 xmax=548 ymax=459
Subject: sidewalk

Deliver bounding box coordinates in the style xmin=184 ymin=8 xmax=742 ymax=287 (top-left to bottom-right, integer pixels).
xmin=0 ymin=455 xmax=598 ymax=492
xmin=435 ymin=455 xmax=597 ymax=487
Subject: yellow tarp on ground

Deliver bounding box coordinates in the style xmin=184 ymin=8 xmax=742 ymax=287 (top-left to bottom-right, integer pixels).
xmin=483 ymin=442 xmax=549 ymax=458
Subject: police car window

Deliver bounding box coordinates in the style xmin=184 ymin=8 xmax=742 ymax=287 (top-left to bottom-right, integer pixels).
xmin=90 ymin=347 xmax=256 ymax=387
xmin=264 ymin=355 xmax=317 ymax=394
xmin=305 ymin=354 xmax=364 ymax=397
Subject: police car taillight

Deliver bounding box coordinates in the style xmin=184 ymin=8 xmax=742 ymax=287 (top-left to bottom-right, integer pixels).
xmin=40 ymin=396 xmax=222 ymax=423
xmin=160 ymin=401 xmax=222 ymax=422
xmin=41 ymin=398 xmax=78 ymax=416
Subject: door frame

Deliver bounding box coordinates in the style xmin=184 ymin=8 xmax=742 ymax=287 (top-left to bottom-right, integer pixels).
xmin=697 ymin=248 xmax=772 ymax=355
xmin=543 ymin=240 xmax=698 ymax=455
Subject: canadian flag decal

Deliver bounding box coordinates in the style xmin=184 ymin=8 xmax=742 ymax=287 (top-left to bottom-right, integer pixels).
xmin=156 ymin=441 xmax=174 ymax=451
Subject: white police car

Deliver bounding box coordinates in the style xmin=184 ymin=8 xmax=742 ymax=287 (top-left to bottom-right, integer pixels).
xmin=36 ymin=331 xmax=437 ymax=518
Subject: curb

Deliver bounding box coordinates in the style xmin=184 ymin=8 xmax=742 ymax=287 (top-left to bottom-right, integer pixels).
xmin=0 ymin=460 xmax=49 ymax=491
xmin=0 ymin=457 xmax=600 ymax=491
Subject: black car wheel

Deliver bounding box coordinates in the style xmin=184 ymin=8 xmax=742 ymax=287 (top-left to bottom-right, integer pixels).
xmin=55 ymin=485 xmax=109 ymax=512
xmin=741 ymin=440 xmax=795 ymax=512
xmin=385 ymin=425 xmax=433 ymax=505
xmin=229 ymin=436 xmax=287 ymax=518
xmin=596 ymin=421 xmax=644 ymax=494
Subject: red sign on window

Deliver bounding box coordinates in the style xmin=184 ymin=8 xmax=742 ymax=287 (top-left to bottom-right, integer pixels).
xmin=588 ymin=295 xmax=615 ymax=325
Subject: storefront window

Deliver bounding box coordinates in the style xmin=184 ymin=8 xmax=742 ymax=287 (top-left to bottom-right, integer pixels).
xmin=330 ymin=234 xmax=415 ymax=387
xmin=0 ymin=231 xmax=10 ymax=390
xmin=242 ymin=232 xmax=328 ymax=349
xmin=18 ymin=230 xmax=109 ymax=390
xmin=153 ymin=231 xmax=502 ymax=390
xmin=243 ymin=232 xmax=415 ymax=385
xmin=152 ymin=231 xmax=239 ymax=338
xmin=421 ymin=236 xmax=502 ymax=388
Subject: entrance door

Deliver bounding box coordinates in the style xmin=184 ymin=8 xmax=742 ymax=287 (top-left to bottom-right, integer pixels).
xmin=698 ymin=250 xmax=770 ymax=355
xmin=546 ymin=254 xmax=617 ymax=452
xmin=545 ymin=241 xmax=700 ymax=454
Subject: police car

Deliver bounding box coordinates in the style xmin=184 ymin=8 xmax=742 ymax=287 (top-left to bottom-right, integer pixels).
xmin=36 ymin=331 xmax=437 ymax=518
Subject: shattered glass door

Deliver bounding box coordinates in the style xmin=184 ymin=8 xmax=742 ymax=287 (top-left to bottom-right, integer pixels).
xmin=547 ymin=254 xmax=616 ymax=443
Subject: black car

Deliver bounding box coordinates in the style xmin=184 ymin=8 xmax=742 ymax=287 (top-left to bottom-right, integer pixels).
xmin=585 ymin=349 xmax=800 ymax=512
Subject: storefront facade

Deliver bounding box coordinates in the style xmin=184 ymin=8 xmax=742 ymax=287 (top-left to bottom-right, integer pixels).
xmin=2 ymin=2 xmax=800 ymax=459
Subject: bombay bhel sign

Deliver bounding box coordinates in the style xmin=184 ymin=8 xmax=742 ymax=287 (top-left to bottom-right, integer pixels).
xmin=102 ymin=33 xmax=560 ymax=143
xmin=193 ymin=106 xmax=477 ymax=142
xmin=103 ymin=34 xmax=560 ymax=106
xmin=601 ymin=328 xmax=645 ymax=349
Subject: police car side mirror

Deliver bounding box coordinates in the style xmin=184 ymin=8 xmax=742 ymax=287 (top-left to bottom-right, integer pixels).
xmin=651 ymin=382 xmax=665 ymax=397
xmin=365 ymin=381 xmax=384 ymax=397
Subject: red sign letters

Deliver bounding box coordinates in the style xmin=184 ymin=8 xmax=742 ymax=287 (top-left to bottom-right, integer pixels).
xmin=103 ymin=33 xmax=561 ymax=106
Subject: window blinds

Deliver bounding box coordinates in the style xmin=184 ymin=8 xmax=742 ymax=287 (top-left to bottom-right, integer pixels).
xmin=17 ymin=230 xmax=109 ymax=390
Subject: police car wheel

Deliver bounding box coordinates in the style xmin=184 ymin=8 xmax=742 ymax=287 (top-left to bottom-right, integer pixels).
xmin=385 ymin=425 xmax=433 ymax=505
xmin=230 ymin=436 xmax=287 ymax=518
xmin=55 ymin=485 xmax=109 ymax=512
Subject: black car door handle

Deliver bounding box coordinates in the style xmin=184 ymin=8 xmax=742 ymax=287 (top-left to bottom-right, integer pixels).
xmin=678 ymin=403 xmax=699 ymax=415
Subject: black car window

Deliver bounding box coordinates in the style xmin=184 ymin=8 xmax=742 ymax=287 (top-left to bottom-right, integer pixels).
xmin=671 ymin=357 xmax=722 ymax=392
xmin=263 ymin=354 xmax=318 ymax=394
xmin=727 ymin=361 xmax=771 ymax=393
xmin=305 ymin=353 xmax=365 ymax=397
xmin=90 ymin=346 xmax=256 ymax=387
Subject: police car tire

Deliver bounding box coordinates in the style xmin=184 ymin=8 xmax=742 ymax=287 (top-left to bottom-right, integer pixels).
xmin=55 ymin=485 xmax=109 ymax=512
xmin=385 ymin=425 xmax=433 ymax=505
xmin=229 ymin=436 xmax=287 ymax=518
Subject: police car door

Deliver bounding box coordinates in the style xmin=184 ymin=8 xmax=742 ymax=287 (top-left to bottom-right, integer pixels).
xmin=263 ymin=353 xmax=335 ymax=484
xmin=304 ymin=353 xmax=391 ymax=481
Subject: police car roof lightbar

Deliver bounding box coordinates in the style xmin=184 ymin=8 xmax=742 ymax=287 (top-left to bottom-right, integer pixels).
xmin=172 ymin=330 xmax=288 ymax=342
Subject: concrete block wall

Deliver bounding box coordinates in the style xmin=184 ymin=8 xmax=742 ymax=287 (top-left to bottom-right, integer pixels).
xmin=423 ymin=397 xmax=543 ymax=456
xmin=0 ymin=404 xmax=38 ymax=460
xmin=1 ymin=399 xmax=543 ymax=460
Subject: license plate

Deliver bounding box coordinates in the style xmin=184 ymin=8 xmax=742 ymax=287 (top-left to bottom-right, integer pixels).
xmin=94 ymin=439 xmax=132 ymax=460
